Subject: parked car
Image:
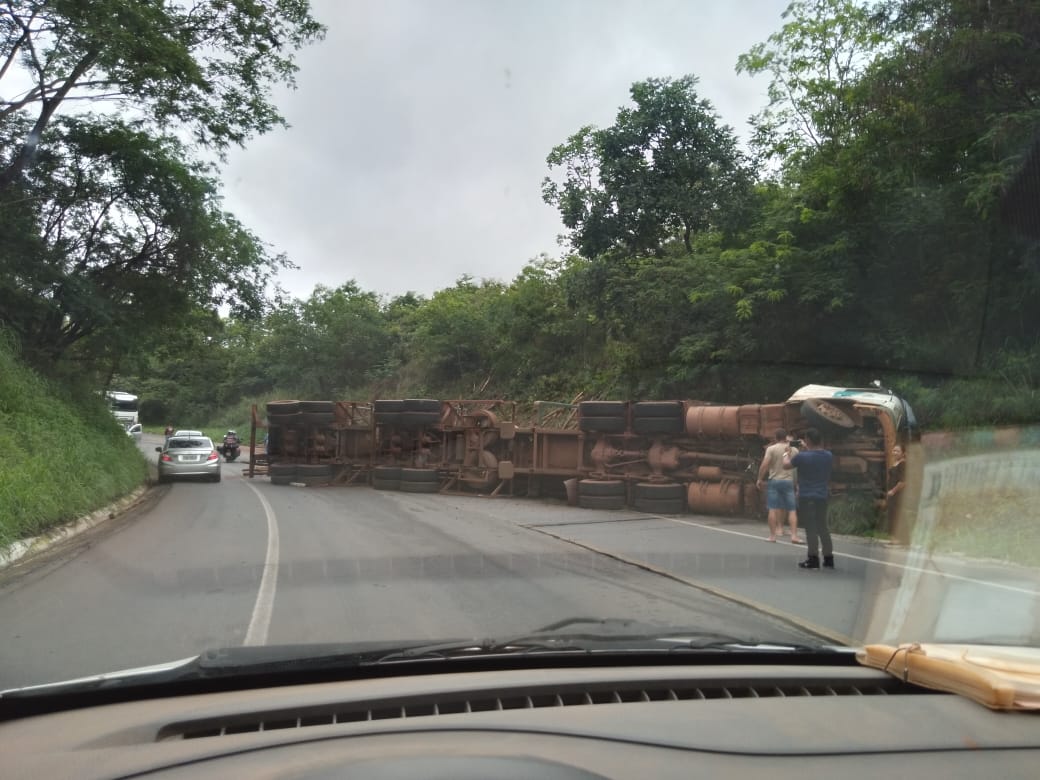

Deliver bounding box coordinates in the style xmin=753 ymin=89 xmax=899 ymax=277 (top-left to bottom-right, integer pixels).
xmin=155 ymin=436 xmax=221 ymax=483
xmin=125 ymin=423 xmax=142 ymax=443
xmin=172 ymin=429 xmax=204 ymax=437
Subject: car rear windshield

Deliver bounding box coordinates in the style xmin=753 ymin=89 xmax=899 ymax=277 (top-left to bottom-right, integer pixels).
xmin=168 ymin=438 xmax=211 ymax=449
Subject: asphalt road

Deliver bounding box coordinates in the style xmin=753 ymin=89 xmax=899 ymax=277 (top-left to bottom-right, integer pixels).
xmin=0 ymin=436 xmax=815 ymax=690
xmin=2 ymin=434 xmax=1037 ymax=689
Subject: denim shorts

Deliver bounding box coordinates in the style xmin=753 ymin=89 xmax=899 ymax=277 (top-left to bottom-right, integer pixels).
xmin=767 ymin=479 xmax=797 ymax=511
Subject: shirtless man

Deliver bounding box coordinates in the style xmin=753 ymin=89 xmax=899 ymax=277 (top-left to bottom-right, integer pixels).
xmin=756 ymin=429 xmax=801 ymax=543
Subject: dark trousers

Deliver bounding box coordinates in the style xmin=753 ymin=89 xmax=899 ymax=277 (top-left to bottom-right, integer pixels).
xmin=799 ymin=497 xmax=832 ymax=558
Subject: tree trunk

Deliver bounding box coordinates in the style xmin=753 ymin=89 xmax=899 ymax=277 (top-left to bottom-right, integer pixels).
xmin=0 ymin=52 xmax=98 ymax=190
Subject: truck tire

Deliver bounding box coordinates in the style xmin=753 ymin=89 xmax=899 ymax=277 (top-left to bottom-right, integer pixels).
xmin=372 ymin=466 xmax=401 ymax=490
xmin=633 ymin=497 xmax=685 ymax=514
xmin=301 ymin=412 xmax=335 ymax=427
xmin=633 ymin=482 xmax=685 ymax=500
xmin=296 ymin=464 xmax=332 ymax=486
xmin=299 ymin=401 xmax=334 ymax=413
xmin=632 ymin=416 xmax=684 ymax=435
xmin=579 ymin=401 xmax=628 ymax=417
xmin=403 ymin=399 xmax=441 ymax=413
xmin=801 ymin=399 xmax=857 ymax=432
xmin=269 ymin=463 xmax=297 ymax=478
xmin=578 ymin=494 xmax=626 ymax=510
xmin=297 ymin=464 xmax=333 ymax=477
xmin=399 ymin=480 xmax=440 ymax=494
xmin=578 ymin=415 xmax=627 ymax=433
xmin=374 ymin=400 xmax=404 ymax=427
xmin=578 ymin=479 xmax=626 ymax=497
xmin=268 ymin=412 xmax=303 ymax=427
xmin=631 ymin=401 xmax=683 ymax=418
xmin=270 ymin=474 xmax=294 ymax=486
xmin=266 ymin=400 xmax=300 ymax=415
xmin=400 ymin=410 xmax=441 ymax=428
xmin=400 ymin=467 xmax=439 ymax=483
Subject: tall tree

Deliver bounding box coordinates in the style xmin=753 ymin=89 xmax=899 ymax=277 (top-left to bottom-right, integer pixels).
xmin=0 ymin=116 xmax=286 ymax=370
xmin=543 ymin=76 xmax=753 ymax=258
xmin=0 ymin=0 xmax=325 ymax=189
xmin=736 ymin=0 xmax=888 ymax=168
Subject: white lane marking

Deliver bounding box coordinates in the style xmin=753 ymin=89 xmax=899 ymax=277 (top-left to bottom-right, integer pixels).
xmin=243 ymin=480 xmax=280 ymax=646
xmin=664 ymin=517 xmax=1040 ymax=597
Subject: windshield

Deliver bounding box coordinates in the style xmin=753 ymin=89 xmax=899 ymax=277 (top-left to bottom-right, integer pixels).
xmin=1 ymin=0 xmax=1038 ymax=696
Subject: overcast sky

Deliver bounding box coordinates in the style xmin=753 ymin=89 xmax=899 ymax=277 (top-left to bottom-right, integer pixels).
xmin=220 ymin=0 xmax=791 ymax=301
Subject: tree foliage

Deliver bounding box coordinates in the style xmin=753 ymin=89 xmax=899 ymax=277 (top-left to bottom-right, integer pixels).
xmin=13 ymin=1 xmax=1040 ymax=431
xmin=0 ymin=115 xmax=286 ymax=371
xmin=543 ymin=76 xmax=753 ymax=258
xmin=0 ymin=1 xmax=322 ymax=380
xmin=0 ymin=0 xmax=325 ymax=188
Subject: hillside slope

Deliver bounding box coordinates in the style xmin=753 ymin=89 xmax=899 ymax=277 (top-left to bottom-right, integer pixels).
xmin=0 ymin=336 xmax=147 ymax=546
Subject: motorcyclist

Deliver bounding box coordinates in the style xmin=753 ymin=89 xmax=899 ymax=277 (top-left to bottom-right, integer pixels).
xmin=220 ymin=429 xmax=241 ymax=460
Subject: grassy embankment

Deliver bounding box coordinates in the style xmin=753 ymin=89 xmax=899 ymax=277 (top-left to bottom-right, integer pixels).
xmin=0 ymin=335 xmax=147 ymax=547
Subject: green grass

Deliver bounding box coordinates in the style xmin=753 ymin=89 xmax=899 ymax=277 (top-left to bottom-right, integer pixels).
xmin=0 ymin=334 xmax=148 ymax=547
xmin=928 ymin=489 xmax=1040 ymax=568
xmin=828 ymin=493 xmax=884 ymax=537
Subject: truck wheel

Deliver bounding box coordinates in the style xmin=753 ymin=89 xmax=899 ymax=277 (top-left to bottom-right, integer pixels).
xmin=578 ymin=494 xmax=625 ymax=510
xmin=578 ymin=479 xmax=626 ymax=497
xmin=633 ymin=497 xmax=685 ymax=514
xmin=632 ymin=416 xmax=684 ymax=435
xmin=801 ymin=399 xmax=856 ymax=432
xmin=578 ymin=416 xmax=627 ymax=433
xmin=633 ymin=482 xmax=685 ymax=500
xmin=400 ymin=411 xmax=441 ymax=428
xmin=266 ymin=400 xmax=301 ymax=415
xmin=399 ymin=480 xmax=440 ymax=494
xmin=372 ymin=465 xmax=401 ymax=490
xmin=403 ymin=399 xmax=442 ymax=413
xmin=400 ymin=468 xmax=439 ymax=483
xmin=631 ymin=401 xmax=683 ymax=418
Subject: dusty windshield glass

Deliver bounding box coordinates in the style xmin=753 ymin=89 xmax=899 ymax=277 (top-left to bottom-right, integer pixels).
xmin=0 ymin=0 xmax=1038 ymax=692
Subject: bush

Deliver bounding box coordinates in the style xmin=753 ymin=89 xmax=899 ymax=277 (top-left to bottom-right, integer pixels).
xmin=0 ymin=333 xmax=147 ymax=546
xmin=139 ymin=398 xmax=170 ymax=426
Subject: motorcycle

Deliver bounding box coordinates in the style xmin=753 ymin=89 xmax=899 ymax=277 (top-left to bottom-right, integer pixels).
xmin=217 ymin=434 xmax=241 ymax=462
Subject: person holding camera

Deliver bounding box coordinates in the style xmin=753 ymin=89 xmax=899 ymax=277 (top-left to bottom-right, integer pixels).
xmin=756 ymin=428 xmax=801 ymax=543
xmin=783 ymin=427 xmax=835 ymax=570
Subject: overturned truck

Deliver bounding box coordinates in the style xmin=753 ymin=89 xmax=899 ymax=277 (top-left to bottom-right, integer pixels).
xmin=250 ymin=384 xmax=917 ymax=519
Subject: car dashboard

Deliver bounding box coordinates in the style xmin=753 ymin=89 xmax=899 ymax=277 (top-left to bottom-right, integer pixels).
xmin=3 ymin=662 xmax=1039 ymax=779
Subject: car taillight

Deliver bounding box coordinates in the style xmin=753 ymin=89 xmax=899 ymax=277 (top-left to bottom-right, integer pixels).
xmin=208 ymin=451 xmax=219 ymax=461
xmin=161 ymin=454 xmax=172 ymax=462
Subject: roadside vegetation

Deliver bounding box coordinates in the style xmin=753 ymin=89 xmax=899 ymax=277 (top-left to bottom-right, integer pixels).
xmin=0 ymin=333 xmax=146 ymax=547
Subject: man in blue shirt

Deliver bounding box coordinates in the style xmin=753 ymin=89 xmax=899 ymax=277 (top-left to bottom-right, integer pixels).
xmin=783 ymin=427 xmax=834 ymax=570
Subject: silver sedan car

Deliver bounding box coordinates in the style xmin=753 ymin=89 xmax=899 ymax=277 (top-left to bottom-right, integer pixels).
xmin=156 ymin=436 xmax=222 ymax=483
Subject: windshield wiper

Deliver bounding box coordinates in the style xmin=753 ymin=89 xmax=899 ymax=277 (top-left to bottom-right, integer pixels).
xmin=373 ymin=618 xmax=837 ymax=663
xmin=0 ymin=620 xmax=841 ymax=701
